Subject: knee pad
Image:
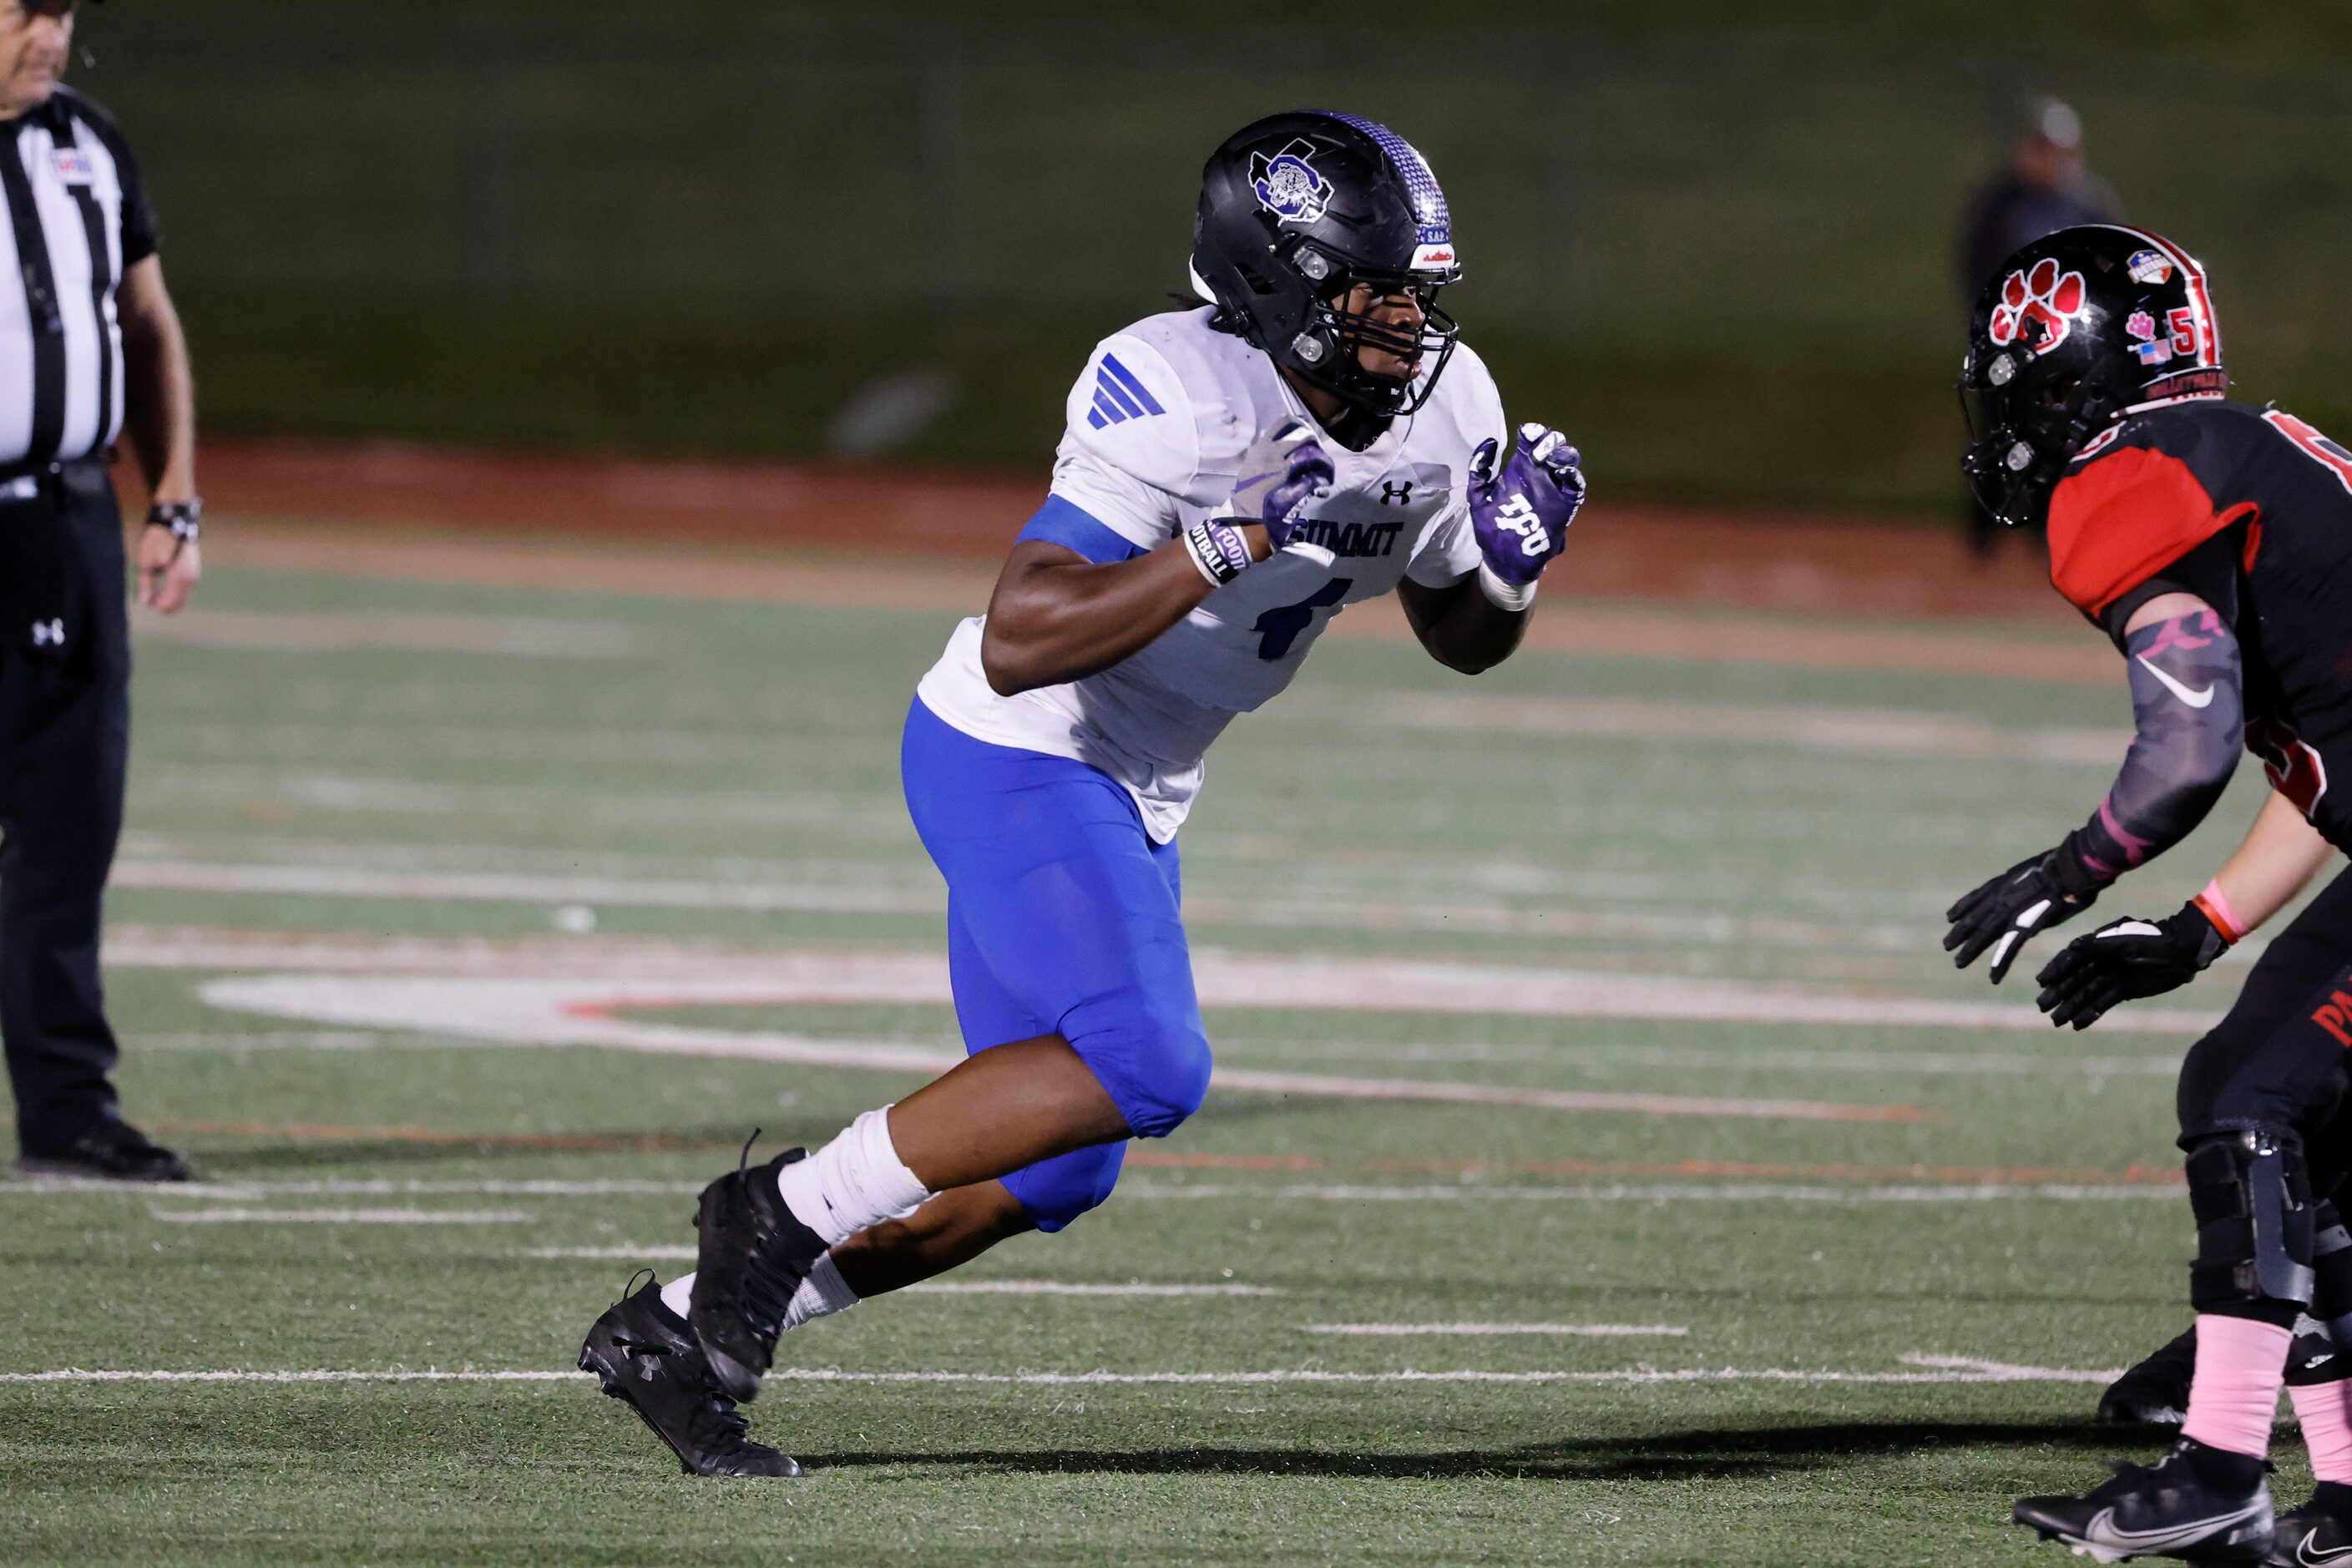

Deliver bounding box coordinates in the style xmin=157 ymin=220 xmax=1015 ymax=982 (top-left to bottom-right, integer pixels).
xmin=2314 ymin=1206 xmax=2352 ymax=1355
xmin=1000 ymin=1141 xmax=1126 ymax=1233
xmin=2187 ymin=1127 xmax=2316 ymax=1313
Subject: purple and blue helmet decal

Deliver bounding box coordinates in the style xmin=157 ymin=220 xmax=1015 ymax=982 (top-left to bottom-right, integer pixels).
xmin=1314 ymin=111 xmax=1450 ymax=245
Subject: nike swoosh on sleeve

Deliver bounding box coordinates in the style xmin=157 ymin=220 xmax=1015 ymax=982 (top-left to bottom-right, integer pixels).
xmin=2136 ymin=654 xmax=2217 ymax=708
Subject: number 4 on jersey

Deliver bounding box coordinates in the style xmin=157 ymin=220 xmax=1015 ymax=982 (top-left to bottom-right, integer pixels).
xmin=1252 ymin=579 xmax=1352 ymax=660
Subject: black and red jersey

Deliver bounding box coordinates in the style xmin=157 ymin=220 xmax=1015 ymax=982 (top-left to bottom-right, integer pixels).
xmin=2046 ymin=398 xmax=2352 ymax=851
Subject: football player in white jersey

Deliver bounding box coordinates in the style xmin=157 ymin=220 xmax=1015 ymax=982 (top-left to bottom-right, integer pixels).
xmin=578 ymin=110 xmax=1590 ymax=1476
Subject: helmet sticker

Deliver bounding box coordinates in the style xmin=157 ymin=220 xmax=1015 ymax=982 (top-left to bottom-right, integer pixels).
xmin=2125 ymin=308 xmax=2174 ymax=367
xmin=2127 ymin=248 xmax=2176 ymax=286
xmin=1409 ymin=241 xmax=1457 ymax=273
xmin=1250 ymin=139 xmax=1333 ymax=226
xmin=1988 ymin=256 xmax=2089 ymax=356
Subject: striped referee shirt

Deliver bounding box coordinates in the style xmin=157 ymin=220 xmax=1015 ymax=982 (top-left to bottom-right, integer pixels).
xmin=0 ymin=85 xmax=153 ymax=468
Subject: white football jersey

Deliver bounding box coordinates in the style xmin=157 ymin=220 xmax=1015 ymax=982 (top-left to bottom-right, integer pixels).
xmin=917 ymin=306 xmax=1506 ymax=842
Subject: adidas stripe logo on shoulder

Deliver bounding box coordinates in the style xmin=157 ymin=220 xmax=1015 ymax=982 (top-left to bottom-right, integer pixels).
xmin=1086 ymin=353 xmax=1167 ymax=429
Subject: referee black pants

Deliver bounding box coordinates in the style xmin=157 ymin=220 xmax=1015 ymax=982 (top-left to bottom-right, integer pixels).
xmin=0 ymin=462 xmax=129 ymax=1156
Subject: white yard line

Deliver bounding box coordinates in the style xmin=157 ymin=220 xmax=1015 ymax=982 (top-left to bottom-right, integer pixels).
xmin=1216 ymin=1038 xmax=2181 ymax=1078
xmin=1300 ymin=1323 xmax=1689 ymax=1338
xmin=111 ymin=857 xmax=1939 ymax=953
xmin=184 ymin=947 xmax=2218 ymax=1037
xmin=147 ymin=1207 xmax=534 ymax=1224
xmin=0 ymin=1361 xmax=2119 ymax=1387
xmin=2 ymin=1179 xmax=700 ymax=1198
xmin=1372 ymin=692 xmax=2130 ymax=767
xmin=3 ymin=1176 xmax=2180 ymax=1204
xmin=907 ymin=1281 xmax=1278 ymax=1298
xmin=1899 ymin=1353 xmax=2122 ymax=1383
xmin=164 ymin=954 xmax=2218 ymax=1126
xmin=1122 ymin=1182 xmax=2184 ymax=1203
xmin=519 ymin=1250 xmax=1276 ymax=1297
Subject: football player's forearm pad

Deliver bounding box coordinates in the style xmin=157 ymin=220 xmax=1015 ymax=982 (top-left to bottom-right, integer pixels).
xmin=2186 ymin=1127 xmax=2315 ymax=1313
xmin=2060 ymin=611 xmax=2244 ymax=883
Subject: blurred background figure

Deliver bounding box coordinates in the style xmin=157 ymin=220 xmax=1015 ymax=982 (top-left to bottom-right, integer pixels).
xmin=0 ymin=0 xmax=202 ymax=1182
xmin=1955 ymin=97 xmax=2117 ymax=557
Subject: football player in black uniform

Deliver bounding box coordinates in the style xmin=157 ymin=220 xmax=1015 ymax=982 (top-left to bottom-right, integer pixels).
xmin=1943 ymin=224 xmax=2352 ymax=1564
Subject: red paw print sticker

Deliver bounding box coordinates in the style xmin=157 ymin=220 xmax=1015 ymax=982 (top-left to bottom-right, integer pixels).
xmin=1989 ymin=257 xmax=2089 ymax=355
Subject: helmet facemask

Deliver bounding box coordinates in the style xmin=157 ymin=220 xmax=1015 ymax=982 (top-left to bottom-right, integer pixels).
xmin=1289 ymin=242 xmax=1460 ymax=419
xmin=1958 ymin=320 xmax=2125 ymax=529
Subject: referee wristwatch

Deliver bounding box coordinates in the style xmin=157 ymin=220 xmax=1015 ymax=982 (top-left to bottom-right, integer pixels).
xmin=148 ymin=498 xmax=202 ymax=548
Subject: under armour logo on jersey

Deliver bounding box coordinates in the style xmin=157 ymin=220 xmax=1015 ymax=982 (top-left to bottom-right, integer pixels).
xmin=1085 ymin=354 xmax=1166 ymax=430
xmin=29 ymin=618 xmax=63 ymax=647
xmin=1379 ymin=480 xmax=1414 ymax=506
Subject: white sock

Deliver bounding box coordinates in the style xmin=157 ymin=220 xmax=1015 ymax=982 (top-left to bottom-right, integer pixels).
xmin=657 ymin=1256 xmax=859 ymax=1334
xmin=776 ymin=1105 xmax=933 ymax=1247
xmin=781 ymin=1253 xmax=860 ymax=1331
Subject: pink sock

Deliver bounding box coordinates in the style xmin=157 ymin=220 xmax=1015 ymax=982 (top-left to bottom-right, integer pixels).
xmin=2293 ymin=1380 xmax=2352 ymax=1483
xmin=2181 ymin=1314 xmax=2293 ymax=1459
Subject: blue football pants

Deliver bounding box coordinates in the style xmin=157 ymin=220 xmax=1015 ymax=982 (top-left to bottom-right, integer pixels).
xmin=900 ymin=697 xmax=1212 ymax=1230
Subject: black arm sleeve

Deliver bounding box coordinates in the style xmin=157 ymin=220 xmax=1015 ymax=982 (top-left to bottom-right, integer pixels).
xmin=2058 ymin=605 xmax=2245 ymax=883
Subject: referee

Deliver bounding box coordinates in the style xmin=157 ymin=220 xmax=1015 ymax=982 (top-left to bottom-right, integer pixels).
xmin=0 ymin=0 xmax=199 ymax=1181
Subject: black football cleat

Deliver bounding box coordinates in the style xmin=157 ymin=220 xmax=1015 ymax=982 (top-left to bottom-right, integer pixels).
xmin=2101 ymin=1327 xmax=2198 ymax=1428
xmin=688 ymin=1139 xmax=828 ymax=1403
xmin=18 ymin=1117 xmax=191 ymax=1182
xmin=2266 ymin=1485 xmax=2352 ymax=1566
xmin=2015 ymin=1438 xmax=2274 ymax=1563
xmin=578 ymin=1272 xmax=800 ymax=1478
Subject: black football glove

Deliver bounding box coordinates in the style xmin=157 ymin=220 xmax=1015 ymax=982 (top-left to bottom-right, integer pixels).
xmin=1944 ymin=847 xmax=2104 ymax=984
xmin=2034 ymin=901 xmax=2229 ymax=1030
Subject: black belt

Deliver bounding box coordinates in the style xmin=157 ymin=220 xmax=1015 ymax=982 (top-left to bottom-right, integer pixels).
xmin=0 ymin=453 xmax=113 ymax=496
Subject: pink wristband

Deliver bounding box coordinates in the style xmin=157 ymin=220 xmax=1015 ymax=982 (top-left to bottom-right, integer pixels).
xmin=2194 ymin=880 xmax=2248 ymax=944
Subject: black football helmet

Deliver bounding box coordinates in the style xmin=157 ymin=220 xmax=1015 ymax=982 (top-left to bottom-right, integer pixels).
xmin=1191 ymin=110 xmax=1462 ymax=420
xmin=1960 ymin=224 xmax=2228 ymax=528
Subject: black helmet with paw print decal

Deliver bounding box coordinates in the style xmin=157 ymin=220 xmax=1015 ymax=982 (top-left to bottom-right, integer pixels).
xmin=1960 ymin=225 xmax=2227 ymax=528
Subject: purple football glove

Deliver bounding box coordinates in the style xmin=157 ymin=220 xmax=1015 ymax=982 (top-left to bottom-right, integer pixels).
xmin=1469 ymin=423 xmax=1586 ymax=588
xmin=1228 ymin=418 xmax=1335 ymax=549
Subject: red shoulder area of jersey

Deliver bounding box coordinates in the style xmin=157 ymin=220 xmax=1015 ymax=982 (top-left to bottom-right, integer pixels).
xmin=2046 ymin=443 xmax=2256 ymax=619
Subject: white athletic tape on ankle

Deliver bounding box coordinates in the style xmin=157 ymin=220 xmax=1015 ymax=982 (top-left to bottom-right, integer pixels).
xmin=775 ymin=1105 xmax=933 ymax=1248
xmin=781 ymin=1252 xmax=860 ymax=1333
xmin=659 ymin=1272 xmax=695 ymax=1320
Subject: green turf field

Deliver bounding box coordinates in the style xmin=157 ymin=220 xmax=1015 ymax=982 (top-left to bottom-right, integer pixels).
xmin=0 ymin=555 xmax=2311 ymax=1564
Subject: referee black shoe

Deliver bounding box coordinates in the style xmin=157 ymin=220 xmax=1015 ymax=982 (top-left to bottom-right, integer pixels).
xmin=2100 ymin=1327 xmax=2198 ymax=1428
xmin=2015 ymin=1438 xmax=2273 ymax=1562
xmin=18 ymin=1117 xmax=190 ymax=1182
xmin=688 ymin=1139 xmax=827 ymax=1404
xmin=578 ymin=1272 xmax=799 ymax=1478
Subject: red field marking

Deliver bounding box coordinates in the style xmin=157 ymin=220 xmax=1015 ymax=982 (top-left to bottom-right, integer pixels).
xmin=175 ymin=437 xmax=2076 ymax=624
xmin=1363 ymin=1156 xmax=2184 ymax=1186
xmin=1121 ymin=1151 xmax=1325 ymax=1171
